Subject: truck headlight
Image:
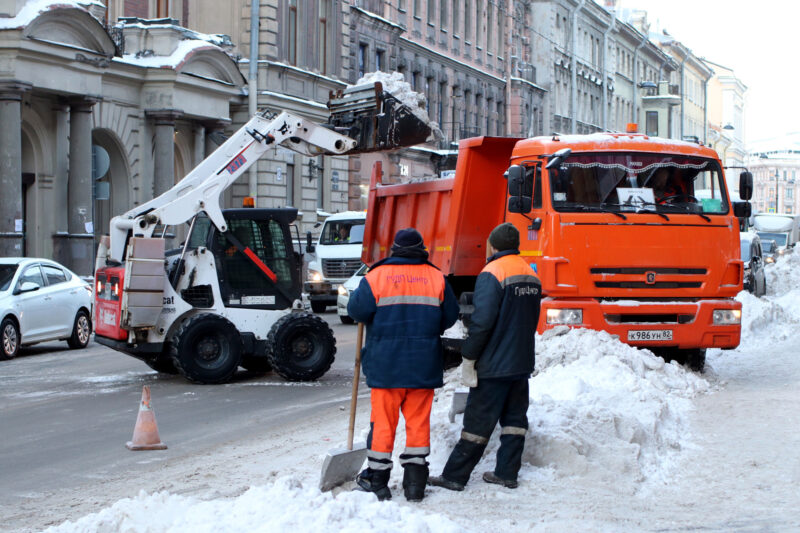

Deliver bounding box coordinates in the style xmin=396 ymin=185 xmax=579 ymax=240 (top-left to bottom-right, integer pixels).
xmin=713 ymin=309 xmax=741 ymax=325
xmin=308 ymin=270 xmax=323 ymax=282
xmin=337 ymin=285 xmax=348 ymax=296
xmin=546 ymin=308 xmax=583 ymax=325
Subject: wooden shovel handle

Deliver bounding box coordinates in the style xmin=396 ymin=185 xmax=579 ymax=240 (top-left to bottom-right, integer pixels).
xmin=347 ymin=322 xmax=364 ymax=451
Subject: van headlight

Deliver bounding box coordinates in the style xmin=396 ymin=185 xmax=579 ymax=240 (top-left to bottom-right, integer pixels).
xmin=765 ymin=256 xmax=775 ymax=264
xmin=713 ymin=309 xmax=741 ymax=325
xmin=337 ymin=285 xmax=348 ymax=296
xmin=546 ymin=308 xmax=583 ymax=325
xmin=308 ymin=270 xmax=323 ymax=282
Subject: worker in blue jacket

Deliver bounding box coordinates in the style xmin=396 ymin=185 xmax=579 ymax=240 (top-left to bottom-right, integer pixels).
xmin=348 ymin=228 xmax=459 ymax=502
xmin=430 ymin=222 xmax=541 ymax=491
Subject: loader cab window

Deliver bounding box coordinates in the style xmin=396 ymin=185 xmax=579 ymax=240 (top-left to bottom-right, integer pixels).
xmin=186 ymin=216 xmax=213 ymax=249
xmin=320 ymin=219 xmax=365 ymax=245
xmin=549 ymin=153 xmax=729 ymax=215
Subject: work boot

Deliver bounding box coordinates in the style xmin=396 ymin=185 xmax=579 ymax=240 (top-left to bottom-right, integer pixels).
xmin=427 ymin=475 xmax=465 ymax=492
xmin=355 ymin=468 xmax=392 ymax=501
xmin=482 ymin=471 xmax=518 ymax=489
xmin=402 ymin=463 xmax=429 ymax=502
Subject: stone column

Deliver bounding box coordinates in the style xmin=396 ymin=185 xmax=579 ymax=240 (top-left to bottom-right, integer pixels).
xmin=0 ymin=82 xmax=31 ymax=257
xmin=65 ymin=98 xmax=98 ymax=276
xmin=147 ymin=110 xmax=181 ymax=197
xmin=193 ymin=123 xmax=206 ymax=168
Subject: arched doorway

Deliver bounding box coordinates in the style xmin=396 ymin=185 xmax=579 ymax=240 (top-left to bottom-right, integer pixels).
xmin=20 ymin=130 xmax=37 ymax=257
xmin=91 ymin=129 xmax=130 ymax=244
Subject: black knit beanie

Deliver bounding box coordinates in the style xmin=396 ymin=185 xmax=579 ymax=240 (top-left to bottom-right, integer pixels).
xmin=488 ymin=222 xmax=520 ymax=251
xmin=391 ymin=228 xmax=428 ymax=259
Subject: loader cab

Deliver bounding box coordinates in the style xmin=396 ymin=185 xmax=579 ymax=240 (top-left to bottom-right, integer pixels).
xmin=185 ymin=208 xmax=302 ymax=310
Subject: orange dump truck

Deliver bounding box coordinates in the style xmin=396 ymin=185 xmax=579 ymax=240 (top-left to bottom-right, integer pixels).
xmin=363 ymin=133 xmax=754 ymax=370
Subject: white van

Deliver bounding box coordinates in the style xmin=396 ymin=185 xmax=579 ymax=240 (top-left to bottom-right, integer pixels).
xmin=304 ymin=211 xmax=366 ymax=313
xmin=753 ymin=213 xmax=799 ymax=255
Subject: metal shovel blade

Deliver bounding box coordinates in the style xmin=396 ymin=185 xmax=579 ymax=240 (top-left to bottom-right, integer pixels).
xmin=319 ymin=441 xmax=367 ymax=492
xmin=448 ymin=387 xmax=470 ymax=423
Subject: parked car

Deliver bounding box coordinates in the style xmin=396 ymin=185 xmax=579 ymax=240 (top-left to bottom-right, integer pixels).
xmin=0 ymin=258 xmax=93 ymax=359
xmin=740 ymin=233 xmax=767 ymax=297
xmin=336 ymin=263 xmax=367 ymax=324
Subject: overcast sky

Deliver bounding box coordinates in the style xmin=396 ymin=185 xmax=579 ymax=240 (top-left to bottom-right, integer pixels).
xmin=617 ymin=0 xmax=798 ymax=147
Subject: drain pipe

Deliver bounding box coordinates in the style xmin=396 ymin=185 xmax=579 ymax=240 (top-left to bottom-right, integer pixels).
xmin=601 ymin=9 xmax=616 ymax=131
xmin=570 ymin=0 xmax=586 ymax=134
xmin=248 ymin=0 xmax=260 ymax=204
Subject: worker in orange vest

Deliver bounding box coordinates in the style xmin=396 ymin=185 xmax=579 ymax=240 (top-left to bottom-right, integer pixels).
xmin=348 ymin=228 xmax=459 ymax=502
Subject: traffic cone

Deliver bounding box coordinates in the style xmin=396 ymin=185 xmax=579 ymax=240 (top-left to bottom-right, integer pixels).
xmin=126 ymin=385 xmax=167 ymax=450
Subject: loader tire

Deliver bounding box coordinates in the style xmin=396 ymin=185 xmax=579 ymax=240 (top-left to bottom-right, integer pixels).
xmin=170 ymin=314 xmax=242 ymax=384
xmin=267 ymin=312 xmax=335 ymax=381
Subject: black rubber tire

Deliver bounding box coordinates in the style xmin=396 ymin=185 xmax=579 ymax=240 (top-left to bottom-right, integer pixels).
xmin=67 ymin=309 xmax=92 ymax=349
xmin=145 ymin=355 xmax=179 ymax=374
xmin=170 ymin=314 xmax=242 ymax=384
xmin=267 ymin=312 xmax=336 ymax=381
xmin=1 ymin=317 xmax=20 ymax=360
xmin=339 ymin=314 xmax=355 ymax=325
xmin=310 ymin=300 xmax=327 ymax=313
xmin=240 ymin=356 xmax=272 ymax=373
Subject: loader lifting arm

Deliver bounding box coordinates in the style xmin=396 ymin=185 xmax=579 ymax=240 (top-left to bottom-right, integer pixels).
xmin=106 ymin=82 xmax=432 ymax=263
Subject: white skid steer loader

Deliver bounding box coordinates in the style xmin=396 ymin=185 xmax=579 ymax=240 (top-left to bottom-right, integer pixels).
xmin=93 ymin=83 xmax=431 ymax=383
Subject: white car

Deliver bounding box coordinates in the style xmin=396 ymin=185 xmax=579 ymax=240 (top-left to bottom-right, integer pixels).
xmin=336 ymin=263 xmax=367 ymax=324
xmin=0 ymin=258 xmax=93 ymax=359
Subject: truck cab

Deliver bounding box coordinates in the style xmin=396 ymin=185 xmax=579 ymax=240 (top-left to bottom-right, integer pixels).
xmin=752 ymin=213 xmax=799 ymax=256
xmin=305 ymin=211 xmax=366 ymax=313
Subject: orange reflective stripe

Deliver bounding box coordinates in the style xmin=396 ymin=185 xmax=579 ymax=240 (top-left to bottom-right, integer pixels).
xmin=366 ymin=264 xmax=445 ymax=305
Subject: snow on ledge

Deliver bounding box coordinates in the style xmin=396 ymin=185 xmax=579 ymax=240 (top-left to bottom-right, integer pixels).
xmin=114 ymin=39 xmax=221 ymax=69
xmin=0 ymin=0 xmax=104 ymax=30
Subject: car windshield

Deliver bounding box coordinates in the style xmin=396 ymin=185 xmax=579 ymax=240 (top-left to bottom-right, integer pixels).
xmin=757 ymin=232 xmax=787 ymax=247
xmin=549 ymin=152 xmax=729 ymax=215
xmin=320 ymin=219 xmax=365 ymax=245
xmin=0 ymin=264 xmax=18 ymax=291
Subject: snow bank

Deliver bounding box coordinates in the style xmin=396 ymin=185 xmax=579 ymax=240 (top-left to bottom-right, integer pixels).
xmin=428 ymin=327 xmax=709 ymax=490
xmin=765 ymin=248 xmax=800 ymax=296
xmin=46 ymin=477 xmax=463 ymax=533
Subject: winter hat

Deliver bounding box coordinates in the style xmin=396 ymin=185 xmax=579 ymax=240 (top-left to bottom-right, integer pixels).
xmin=391 ymin=227 xmax=425 ymax=252
xmin=488 ymin=222 xmax=520 ymax=251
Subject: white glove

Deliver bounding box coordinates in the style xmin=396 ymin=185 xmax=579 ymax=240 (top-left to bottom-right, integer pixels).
xmin=460 ymin=359 xmax=478 ymax=388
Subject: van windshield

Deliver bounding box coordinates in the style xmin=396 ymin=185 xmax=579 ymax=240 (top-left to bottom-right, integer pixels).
xmin=757 ymin=232 xmax=787 ymax=247
xmin=320 ymin=219 xmax=364 ymax=245
xmin=549 ymin=152 xmax=729 ymax=215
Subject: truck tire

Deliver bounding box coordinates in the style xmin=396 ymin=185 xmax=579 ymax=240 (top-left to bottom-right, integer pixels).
xmin=170 ymin=314 xmax=242 ymax=384
xmin=267 ymin=312 xmax=336 ymax=381
xmin=240 ymin=356 xmax=272 ymax=373
xmin=66 ymin=309 xmax=92 ymax=349
xmin=1 ymin=317 xmax=20 ymax=360
xmin=310 ymin=301 xmax=327 ymax=313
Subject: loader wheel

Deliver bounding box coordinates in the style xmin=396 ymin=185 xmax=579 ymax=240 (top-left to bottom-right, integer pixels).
xmin=267 ymin=312 xmax=336 ymax=381
xmin=170 ymin=314 xmax=242 ymax=384
xmin=240 ymin=356 xmax=272 ymax=373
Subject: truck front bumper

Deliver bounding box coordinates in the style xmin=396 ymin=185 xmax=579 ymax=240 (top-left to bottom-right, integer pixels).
xmin=539 ymin=298 xmax=742 ymax=350
xmin=304 ymin=281 xmax=340 ymax=304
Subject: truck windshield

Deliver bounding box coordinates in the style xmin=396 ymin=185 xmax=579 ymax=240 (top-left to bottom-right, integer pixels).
xmin=549 ymin=152 xmax=729 ymax=215
xmin=0 ymin=264 xmax=17 ymax=292
xmin=320 ymin=219 xmax=364 ymax=245
xmin=756 ymin=232 xmax=787 ymax=247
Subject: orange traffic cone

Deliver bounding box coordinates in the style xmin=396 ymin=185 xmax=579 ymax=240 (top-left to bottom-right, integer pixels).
xmin=126 ymin=385 xmax=167 ymax=450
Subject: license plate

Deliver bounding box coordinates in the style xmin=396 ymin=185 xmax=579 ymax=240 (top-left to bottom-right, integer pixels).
xmin=628 ymin=329 xmax=673 ymax=342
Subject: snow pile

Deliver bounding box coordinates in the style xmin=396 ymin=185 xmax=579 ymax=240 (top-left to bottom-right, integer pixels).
xmin=765 ymin=248 xmax=800 ymax=296
xmin=427 ymin=327 xmax=709 ymax=489
xmin=46 ymin=477 xmax=464 ymax=533
xmin=355 ymin=71 xmax=432 ymax=126
xmin=442 ymin=319 xmax=467 ymax=339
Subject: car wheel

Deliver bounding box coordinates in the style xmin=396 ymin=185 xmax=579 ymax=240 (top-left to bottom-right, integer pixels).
xmin=267 ymin=312 xmax=336 ymax=381
xmin=1 ymin=318 xmax=20 ymax=360
xmin=339 ymin=314 xmax=355 ymax=324
xmin=170 ymin=314 xmax=242 ymax=384
xmin=310 ymin=301 xmax=327 ymax=313
xmin=67 ymin=309 xmax=92 ymax=349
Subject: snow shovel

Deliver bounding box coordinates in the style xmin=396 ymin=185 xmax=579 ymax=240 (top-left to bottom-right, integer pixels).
xmin=319 ymin=322 xmax=367 ymax=492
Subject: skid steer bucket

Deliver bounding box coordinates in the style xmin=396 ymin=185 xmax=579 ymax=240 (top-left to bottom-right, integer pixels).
xmin=327 ymin=82 xmax=432 ymax=154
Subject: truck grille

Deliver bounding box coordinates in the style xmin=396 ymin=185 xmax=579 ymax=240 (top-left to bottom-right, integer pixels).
xmin=322 ymin=258 xmax=362 ymax=279
xmin=591 ymin=267 xmax=707 ymax=290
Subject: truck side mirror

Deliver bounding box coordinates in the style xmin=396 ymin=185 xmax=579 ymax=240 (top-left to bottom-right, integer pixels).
xmin=739 ymin=171 xmax=753 ymax=200
xmin=507 ymin=165 xmax=532 ymax=214
xmin=306 ymin=231 xmax=315 ymax=254
xmin=733 ymin=201 xmax=751 ymax=219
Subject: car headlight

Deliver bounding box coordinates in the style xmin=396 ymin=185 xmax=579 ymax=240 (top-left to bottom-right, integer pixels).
xmin=308 ymin=270 xmax=323 ymax=282
xmin=765 ymin=256 xmax=775 ymax=264
xmin=337 ymin=285 xmax=348 ymax=296
xmin=546 ymin=308 xmax=583 ymax=325
xmin=713 ymin=309 xmax=741 ymax=325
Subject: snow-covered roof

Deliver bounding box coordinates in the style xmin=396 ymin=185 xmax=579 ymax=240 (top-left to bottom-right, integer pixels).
xmin=0 ymin=0 xmax=104 ymax=29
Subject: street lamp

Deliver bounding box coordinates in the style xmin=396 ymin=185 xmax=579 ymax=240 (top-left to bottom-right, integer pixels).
xmin=775 ymin=169 xmax=780 ymax=213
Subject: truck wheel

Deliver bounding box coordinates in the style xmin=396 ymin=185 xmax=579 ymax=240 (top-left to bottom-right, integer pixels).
xmin=145 ymin=355 xmax=179 ymax=374
xmin=67 ymin=309 xmax=92 ymax=349
xmin=240 ymin=356 xmax=272 ymax=373
xmin=339 ymin=315 xmax=354 ymax=324
xmin=267 ymin=312 xmax=336 ymax=381
xmin=170 ymin=314 xmax=242 ymax=384
xmin=1 ymin=317 xmax=20 ymax=360
xmin=310 ymin=301 xmax=327 ymax=313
